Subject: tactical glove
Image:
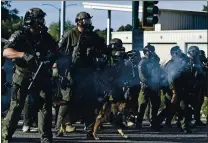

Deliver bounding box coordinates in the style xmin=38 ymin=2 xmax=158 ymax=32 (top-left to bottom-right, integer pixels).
xmin=22 ymin=52 xmax=36 ymax=63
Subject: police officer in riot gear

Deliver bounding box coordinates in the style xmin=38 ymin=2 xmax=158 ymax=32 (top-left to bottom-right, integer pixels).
xmin=164 ymin=46 xmax=192 ymax=133
xmin=157 ymin=46 xmax=184 ymax=128
xmin=199 ymin=50 xmax=208 ymax=99
xmin=2 ymin=8 xmax=58 ymax=143
xmin=109 ymin=38 xmax=126 ymax=63
xmin=123 ymin=49 xmax=141 ymax=126
xmin=109 ymin=38 xmax=126 ymax=101
xmin=57 ymin=11 xmax=106 ymax=139
xmin=187 ymin=46 xmax=206 ymax=126
xmin=137 ymin=44 xmax=161 ymax=130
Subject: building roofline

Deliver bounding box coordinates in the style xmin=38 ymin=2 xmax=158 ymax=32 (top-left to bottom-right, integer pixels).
xmin=161 ymin=9 xmax=208 ymax=16
xmin=111 ymin=29 xmax=208 ymax=34
xmin=83 ymin=2 xmax=208 ymax=15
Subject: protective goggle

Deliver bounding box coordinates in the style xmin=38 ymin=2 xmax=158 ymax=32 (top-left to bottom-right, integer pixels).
xmin=111 ymin=44 xmax=123 ymax=50
xmin=188 ymin=50 xmax=199 ymax=57
xmin=173 ymin=49 xmax=182 ymax=55
xmin=148 ymin=50 xmax=156 ymax=55
xmin=34 ymin=17 xmax=45 ymax=25
xmin=78 ymin=18 xmax=92 ymax=25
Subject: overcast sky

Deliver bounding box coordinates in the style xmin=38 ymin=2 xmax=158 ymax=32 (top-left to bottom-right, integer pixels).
xmin=10 ymin=1 xmax=208 ymax=30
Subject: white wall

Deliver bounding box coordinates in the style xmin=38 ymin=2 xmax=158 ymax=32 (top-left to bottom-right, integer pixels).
xmin=111 ymin=30 xmax=208 ymax=64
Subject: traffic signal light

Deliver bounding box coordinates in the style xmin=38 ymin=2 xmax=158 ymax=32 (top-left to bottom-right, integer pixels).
xmin=142 ymin=1 xmax=159 ymax=28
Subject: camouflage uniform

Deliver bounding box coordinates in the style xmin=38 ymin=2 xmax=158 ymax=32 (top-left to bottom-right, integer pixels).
xmin=2 ymin=8 xmax=58 ymax=143
xmin=188 ymin=47 xmax=206 ymax=126
xmin=57 ymin=11 xmax=106 ymax=138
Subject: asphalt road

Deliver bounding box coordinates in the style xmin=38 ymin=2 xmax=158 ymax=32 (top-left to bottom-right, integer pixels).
xmin=10 ymin=119 xmax=208 ymax=143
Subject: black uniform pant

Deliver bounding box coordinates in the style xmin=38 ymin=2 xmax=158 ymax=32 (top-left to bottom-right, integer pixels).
xmin=126 ymin=84 xmax=141 ymax=116
xmin=70 ymin=68 xmax=98 ymax=134
xmin=157 ymin=87 xmax=174 ymax=126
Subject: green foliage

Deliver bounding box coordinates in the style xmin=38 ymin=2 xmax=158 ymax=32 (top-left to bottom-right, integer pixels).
xmin=124 ymin=24 xmax=132 ymax=31
xmin=117 ymin=25 xmax=125 ymax=31
xmin=117 ymin=22 xmax=142 ymax=32
xmin=48 ymin=22 xmax=59 ymax=40
xmin=94 ymin=28 xmax=114 ymax=42
xmin=1 ymin=1 xmax=22 ymax=38
xmin=48 ymin=20 xmax=75 ymax=41
xmin=116 ymin=22 xmax=157 ymax=31
xmin=202 ymin=5 xmax=208 ymax=12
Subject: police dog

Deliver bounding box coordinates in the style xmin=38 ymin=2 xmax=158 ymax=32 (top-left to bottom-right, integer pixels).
xmin=93 ymin=98 xmax=128 ymax=140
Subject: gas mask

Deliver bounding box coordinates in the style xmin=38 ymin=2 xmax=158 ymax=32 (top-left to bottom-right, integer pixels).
xmin=78 ymin=18 xmax=93 ymax=30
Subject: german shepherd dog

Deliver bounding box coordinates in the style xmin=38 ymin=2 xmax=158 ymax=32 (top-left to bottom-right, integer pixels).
xmin=93 ymin=97 xmax=129 ymax=140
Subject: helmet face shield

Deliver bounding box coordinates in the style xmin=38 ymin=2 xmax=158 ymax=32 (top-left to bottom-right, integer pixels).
xmin=111 ymin=43 xmax=122 ymax=50
xmin=188 ymin=46 xmax=200 ymax=57
xmin=82 ymin=18 xmax=92 ymax=25
xmin=35 ymin=17 xmax=45 ymax=25
xmin=173 ymin=49 xmax=182 ymax=56
xmin=77 ymin=18 xmax=92 ymax=29
xmin=75 ymin=12 xmax=93 ymax=29
xmin=24 ymin=8 xmax=46 ymax=31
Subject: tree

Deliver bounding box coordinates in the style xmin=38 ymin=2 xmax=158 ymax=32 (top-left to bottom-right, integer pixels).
xmin=48 ymin=20 xmax=75 ymax=41
xmin=117 ymin=21 xmax=154 ymax=32
xmin=117 ymin=24 xmax=134 ymax=31
xmin=94 ymin=28 xmax=114 ymax=42
xmin=1 ymin=1 xmax=22 ymax=38
xmin=124 ymin=24 xmax=132 ymax=31
xmin=117 ymin=25 xmax=125 ymax=31
xmin=202 ymin=5 xmax=208 ymax=12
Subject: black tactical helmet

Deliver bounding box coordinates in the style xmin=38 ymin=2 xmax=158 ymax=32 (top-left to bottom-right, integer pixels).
xmin=24 ymin=8 xmax=46 ymax=26
xmin=132 ymin=49 xmax=141 ymax=56
xmin=127 ymin=49 xmax=141 ymax=58
xmin=200 ymin=50 xmax=205 ymax=56
xmin=110 ymin=38 xmax=123 ymax=49
xmin=188 ymin=46 xmax=200 ymax=57
xmin=170 ymin=46 xmax=181 ymax=56
xmin=143 ymin=44 xmax=155 ymax=55
xmin=75 ymin=11 xmax=92 ymax=23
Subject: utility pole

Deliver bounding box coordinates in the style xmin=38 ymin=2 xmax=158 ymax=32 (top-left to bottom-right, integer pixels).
xmin=60 ymin=1 xmax=66 ymax=38
xmin=107 ymin=10 xmax=111 ymax=45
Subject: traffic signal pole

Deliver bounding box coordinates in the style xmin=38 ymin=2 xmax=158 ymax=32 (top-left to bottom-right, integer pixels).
xmin=142 ymin=1 xmax=159 ymax=29
xmin=132 ymin=1 xmax=139 ymax=29
xmin=132 ymin=1 xmax=139 ymax=50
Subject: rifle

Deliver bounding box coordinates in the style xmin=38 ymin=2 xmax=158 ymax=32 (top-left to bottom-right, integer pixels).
xmin=28 ymin=61 xmax=45 ymax=91
xmin=27 ymin=61 xmax=49 ymax=92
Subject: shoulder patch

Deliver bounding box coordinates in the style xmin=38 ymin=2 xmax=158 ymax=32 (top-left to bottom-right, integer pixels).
xmin=8 ymin=31 xmax=23 ymax=42
xmin=8 ymin=36 xmax=15 ymax=42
